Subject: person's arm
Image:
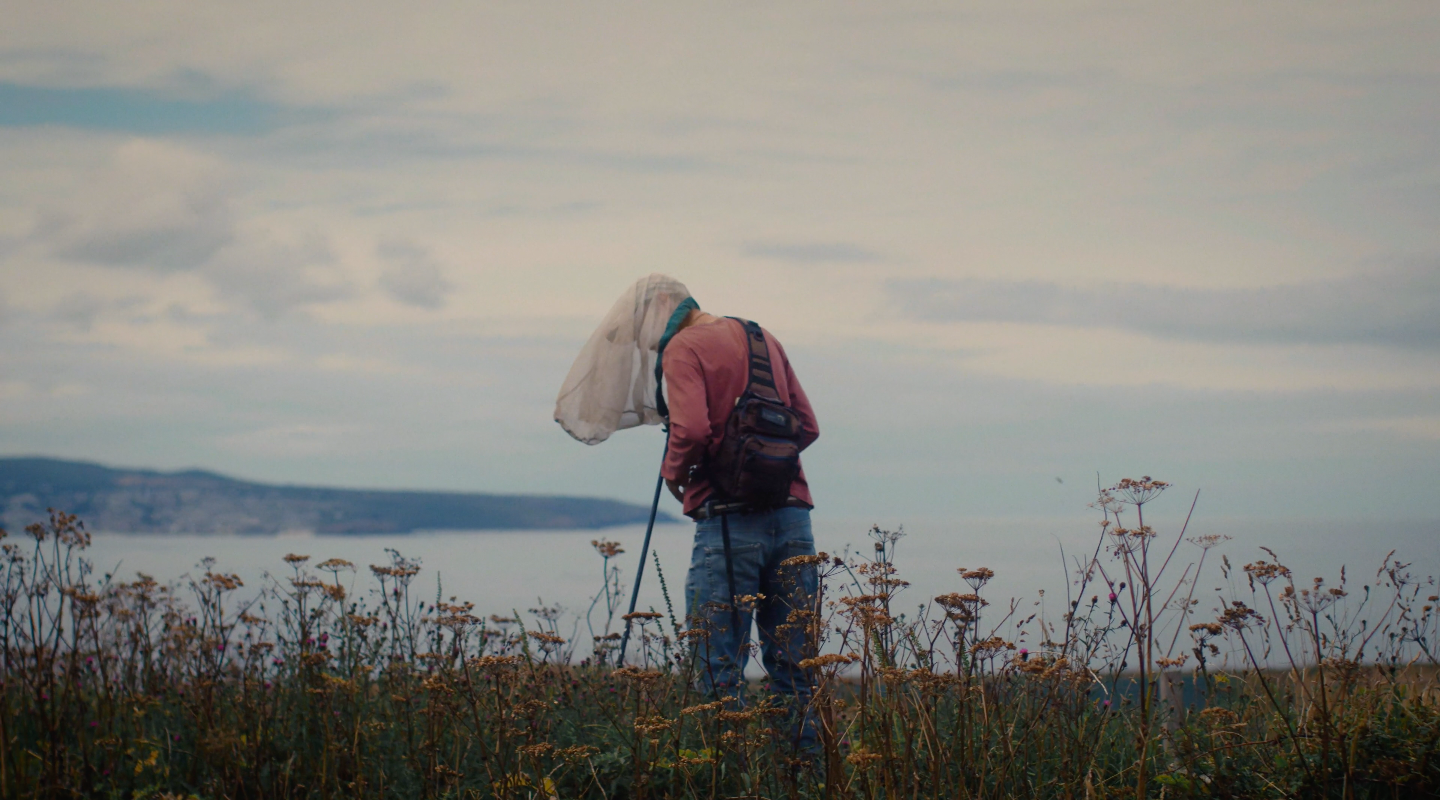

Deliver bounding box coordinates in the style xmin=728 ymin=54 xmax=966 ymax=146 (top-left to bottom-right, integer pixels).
xmin=776 ymin=339 xmax=819 ymax=451
xmin=660 ymin=342 xmax=709 ymax=498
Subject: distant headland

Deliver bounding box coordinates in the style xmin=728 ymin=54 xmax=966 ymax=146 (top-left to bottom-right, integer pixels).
xmin=0 ymin=457 xmax=673 ymax=534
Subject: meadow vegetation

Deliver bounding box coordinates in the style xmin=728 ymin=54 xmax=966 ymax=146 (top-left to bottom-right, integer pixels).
xmin=1 ymin=478 xmax=1437 ymax=798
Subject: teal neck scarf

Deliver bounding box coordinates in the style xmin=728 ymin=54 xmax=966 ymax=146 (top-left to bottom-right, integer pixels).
xmin=654 ymin=296 xmax=699 ymax=418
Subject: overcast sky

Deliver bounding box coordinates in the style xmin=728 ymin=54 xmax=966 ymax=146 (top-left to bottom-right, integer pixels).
xmin=2 ymin=2 xmax=1438 ymax=526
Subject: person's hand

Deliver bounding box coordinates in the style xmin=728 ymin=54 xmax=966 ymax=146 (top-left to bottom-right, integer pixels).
xmin=665 ymin=478 xmax=685 ymax=503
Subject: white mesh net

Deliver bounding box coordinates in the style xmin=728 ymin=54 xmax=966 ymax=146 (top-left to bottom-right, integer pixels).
xmin=554 ymin=273 xmax=692 ymax=445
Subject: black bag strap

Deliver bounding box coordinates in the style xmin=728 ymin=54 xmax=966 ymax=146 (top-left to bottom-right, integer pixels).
xmin=727 ymin=317 xmax=781 ymax=403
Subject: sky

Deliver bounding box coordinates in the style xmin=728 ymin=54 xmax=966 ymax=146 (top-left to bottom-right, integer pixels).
xmin=1 ymin=2 xmax=1438 ymax=531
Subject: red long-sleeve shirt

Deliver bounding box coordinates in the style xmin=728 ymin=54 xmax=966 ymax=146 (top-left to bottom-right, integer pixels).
xmin=660 ymin=318 xmax=819 ymax=518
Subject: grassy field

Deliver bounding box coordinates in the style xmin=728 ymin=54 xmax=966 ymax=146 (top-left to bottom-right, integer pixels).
xmin=2 ymin=478 xmax=1437 ymax=798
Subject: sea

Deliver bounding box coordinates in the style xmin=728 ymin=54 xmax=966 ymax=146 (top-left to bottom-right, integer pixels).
xmin=78 ymin=514 xmax=1438 ymax=657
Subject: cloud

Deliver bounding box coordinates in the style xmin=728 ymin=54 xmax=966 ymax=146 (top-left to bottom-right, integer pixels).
xmin=204 ymin=231 xmax=349 ymax=319
xmin=888 ymin=264 xmax=1440 ymax=349
xmin=52 ymin=292 xmax=108 ymax=332
xmin=741 ymin=241 xmax=882 ymax=264
xmin=37 ymin=139 xmax=233 ymax=270
xmin=376 ymin=239 xmax=452 ymax=309
xmin=217 ymin=422 xmax=363 ymax=458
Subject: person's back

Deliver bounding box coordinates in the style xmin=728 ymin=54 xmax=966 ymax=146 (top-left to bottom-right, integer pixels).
xmin=660 ymin=316 xmax=819 ymax=516
xmin=660 ymin=309 xmax=821 ymax=757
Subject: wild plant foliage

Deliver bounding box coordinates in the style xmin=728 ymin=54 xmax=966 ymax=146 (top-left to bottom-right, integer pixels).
xmin=0 ymin=480 xmax=1436 ymax=799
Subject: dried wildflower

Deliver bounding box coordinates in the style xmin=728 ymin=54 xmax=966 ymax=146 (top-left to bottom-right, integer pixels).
xmin=1220 ymin=602 xmax=1261 ymax=631
xmin=622 ymin=611 xmax=663 ymax=622
xmin=960 ymin=568 xmax=994 ymax=589
xmin=316 ymin=558 xmax=355 ymax=572
xmin=971 ymin=637 xmax=1014 ymax=657
xmin=612 ymin=666 xmax=664 ymax=683
xmin=681 ymin=701 xmax=725 ymax=715
xmin=556 ymin=745 xmax=597 ymax=763
xmin=1243 ymin=560 xmax=1290 ymax=587
xmin=516 ymin=742 xmax=555 ymax=758
xmin=283 ymin=553 xmax=310 ymax=565
xmin=780 ymin=553 xmax=827 ymax=567
xmin=468 ymin=655 xmax=522 ymax=670
xmin=591 ymin=539 xmax=624 ymax=558
xmin=846 ymin=748 xmax=883 ymax=767
xmin=634 ymin=715 xmax=675 ymax=734
xmin=204 ymin=572 xmax=244 ymax=591
xmin=1189 ymin=622 xmax=1223 ymax=637
xmin=935 ymin=592 xmax=987 ymax=610
xmin=734 ymin=593 xmax=766 ymax=612
xmin=1155 ymin=655 xmax=1189 ymax=668
xmin=529 ymin=631 xmax=566 ymax=645
xmin=1111 ymin=476 xmax=1170 ymax=505
xmin=798 ymin=653 xmax=858 ymax=670
xmin=1188 ymin=534 xmax=1231 ymax=550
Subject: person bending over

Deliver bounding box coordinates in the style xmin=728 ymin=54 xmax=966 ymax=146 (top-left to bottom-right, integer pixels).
xmin=661 ymin=305 xmax=821 ymax=753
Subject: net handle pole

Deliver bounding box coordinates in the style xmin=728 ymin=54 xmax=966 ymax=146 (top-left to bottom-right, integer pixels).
xmin=617 ymin=431 xmax=668 ymax=665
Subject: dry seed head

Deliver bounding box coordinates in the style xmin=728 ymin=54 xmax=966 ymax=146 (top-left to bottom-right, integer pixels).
xmin=961 ymin=567 xmax=994 ymax=589
xmin=681 ymin=701 xmax=725 ymax=715
xmin=557 ymin=745 xmax=598 ymax=763
xmin=1111 ymin=476 xmax=1171 ymax=505
xmin=1220 ymin=602 xmax=1261 ymax=630
xmin=935 ymin=592 xmax=987 ymax=610
xmin=591 ymin=539 xmax=624 ymax=558
xmin=468 ymin=655 xmax=522 ymax=670
xmin=204 ymin=572 xmax=244 ymax=591
xmin=1243 ymin=560 xmax=1291 ymax=587
xmin=971 ymin=637 xmax=1014 ymax=657
xmin=780 ymin=554 xmax=826 ymax=567
xmin=612 ymin=666 xmax=664 ymax=683
xmin=798 ymin=653 xmax=858 ymax=670
xmin=283 ymin=553 xmax=310 ymax=565
xmin=634 ymin=715 xmax=675 ymax=734
xmin=846 ymin=748 xmax=883 ymax=767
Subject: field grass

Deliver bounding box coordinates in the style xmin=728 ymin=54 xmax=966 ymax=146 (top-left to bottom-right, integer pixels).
xmin=1 ymin=478 xmax=1437 ymax=798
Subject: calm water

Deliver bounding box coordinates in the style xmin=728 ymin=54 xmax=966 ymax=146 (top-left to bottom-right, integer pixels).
xmin=79 ymin=514 xmax=1438 ymax=645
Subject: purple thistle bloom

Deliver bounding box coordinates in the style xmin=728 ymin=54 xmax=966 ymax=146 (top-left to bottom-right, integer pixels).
xmin=1108 ymin=592 xmax=1118 ymax=603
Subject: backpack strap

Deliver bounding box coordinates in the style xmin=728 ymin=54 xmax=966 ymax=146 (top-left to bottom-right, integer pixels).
xmin=728 ymin=317 xmax=781 ymax=403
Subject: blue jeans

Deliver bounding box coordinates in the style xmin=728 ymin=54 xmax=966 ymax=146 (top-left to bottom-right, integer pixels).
xmin=684 ymin=506 xmax=819 ymax=752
